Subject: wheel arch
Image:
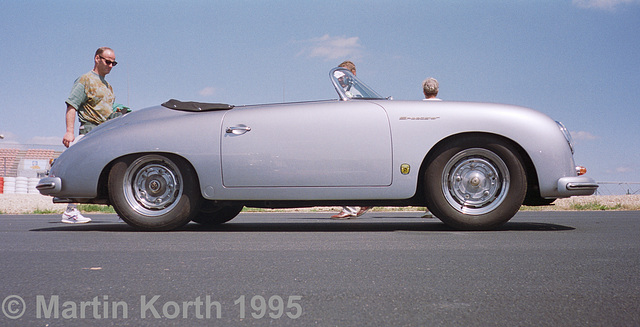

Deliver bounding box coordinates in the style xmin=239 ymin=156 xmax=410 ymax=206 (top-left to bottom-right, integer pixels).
xmin=416 ymin=132 xmax=540 ymax=205
xmin=96 ymin=152 xmax=203 ymax=205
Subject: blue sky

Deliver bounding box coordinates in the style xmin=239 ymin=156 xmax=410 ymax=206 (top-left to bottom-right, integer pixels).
xmin=1 ymin=0 xmax=639 ymax=183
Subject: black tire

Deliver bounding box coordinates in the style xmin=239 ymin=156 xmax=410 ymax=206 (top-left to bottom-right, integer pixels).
xmin=523 ymin=196 xmax=556 ymax=206
xmin=192 ymin=201 xmax=243 ymax=226
xmin=424 ymin=135 xmax=526 ymax=230
xmin=108 ymin=154 xmax=202 ymax=231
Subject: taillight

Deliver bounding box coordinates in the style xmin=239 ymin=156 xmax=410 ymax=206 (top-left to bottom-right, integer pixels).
xmin=576 ymin=166 xmax=587 ymax=176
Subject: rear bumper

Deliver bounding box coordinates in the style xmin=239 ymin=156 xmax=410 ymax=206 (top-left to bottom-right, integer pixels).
xmin=37 ymin=177 xmax=103 ymax=204
xmin=557 ymin=176 xmax=598 ymax=197
xmin=36 ymin=177 xmax=61 ymax=195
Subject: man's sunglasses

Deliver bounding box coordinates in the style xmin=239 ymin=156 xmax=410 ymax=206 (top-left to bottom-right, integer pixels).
xmin=99 ymin=56 xmax=118 ymax=66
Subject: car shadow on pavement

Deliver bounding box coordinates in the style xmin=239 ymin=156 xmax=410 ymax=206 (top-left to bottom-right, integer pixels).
xmin=30 ymin=215 xmax=575 ymax=232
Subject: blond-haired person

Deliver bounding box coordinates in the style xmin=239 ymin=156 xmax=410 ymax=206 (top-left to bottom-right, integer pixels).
xmin=330 ymin=61 xmax=372 ymax=219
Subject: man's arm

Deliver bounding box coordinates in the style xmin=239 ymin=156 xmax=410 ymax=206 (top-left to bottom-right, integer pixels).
xmin=63 ymin=104 xmax=76 ymax=148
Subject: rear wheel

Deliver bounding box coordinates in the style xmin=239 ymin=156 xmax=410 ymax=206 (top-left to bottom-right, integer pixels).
xmin=108 ymin=154 xmax=201 ymax=230
xmin=192 ymin=201 xmax=243 ymax=226
xmin=424 ymin=135 xmax=526 ymax=230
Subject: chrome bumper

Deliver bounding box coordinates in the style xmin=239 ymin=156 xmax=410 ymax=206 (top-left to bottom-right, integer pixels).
xmin=557 ymin=176 xmax=598 ymax=196
xmin=36 ymin=177 xmax=62 ymax=195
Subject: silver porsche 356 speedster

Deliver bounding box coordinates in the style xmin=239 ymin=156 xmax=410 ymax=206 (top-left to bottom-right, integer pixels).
xmin=38 ymin=67 xmax=597 ymax=230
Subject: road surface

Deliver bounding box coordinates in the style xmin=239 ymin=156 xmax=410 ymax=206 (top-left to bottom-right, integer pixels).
xmin=0 ymin=211 xmax=638 ymax=326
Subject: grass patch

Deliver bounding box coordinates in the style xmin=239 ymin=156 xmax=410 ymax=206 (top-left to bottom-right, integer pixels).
xmin=77 ymin=204 xmax=117 ymax=213
xmin=31 ymin=208 xmax=61 ymax=214
xmin=519 ymin=205 xmax=545 ymax=211
xmin=241 ymin=207 xmax=341 ymax=213
xmin=569 ymin=202 xmax=622 ymax=211
xmin=241 ymin=207 xmax=286 ymax=212
xmin=241 ymin=206 xmax=428 ymax=213
xmin=520 ymin=201 xmax=628 ymax=211
xmin=25 ymin=205 xmax=115 ymax=215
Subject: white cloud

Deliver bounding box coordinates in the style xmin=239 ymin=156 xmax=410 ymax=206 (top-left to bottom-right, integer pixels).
xmin=198 ymin=86 xmax=217 ymax=97
xmin=616 ymin=166 xmax=633 ymax=173
xmin=298 ymin=34 xmax=363 ymax=61
xmin=604 ymin=166 xmax=636 ymax=181
xmin=0 ymin=131 xmax=15 ymax=140
xmin=0 ymin=132 xmax=22 ymax=145
xmin=571 ymin=130 xmax=598 ymax=141
xmin=572 ymin=0 xmax=639 ymax=10
xmin=0 ymin=132 xmax=62 ymax=147
xmin=27 ymin=136 xmax=61 ymax=146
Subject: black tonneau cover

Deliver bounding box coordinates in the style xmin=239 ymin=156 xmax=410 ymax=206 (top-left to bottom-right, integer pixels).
xmin=162 ymin=99 xmax=234 ymax=112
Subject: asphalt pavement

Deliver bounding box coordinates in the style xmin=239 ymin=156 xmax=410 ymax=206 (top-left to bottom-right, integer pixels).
xmin=0 ymin=211 xmax=639 ymax=326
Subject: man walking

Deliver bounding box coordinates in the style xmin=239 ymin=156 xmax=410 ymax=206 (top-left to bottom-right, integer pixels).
xmin=61 ymin=47 xmax=122 ymax=223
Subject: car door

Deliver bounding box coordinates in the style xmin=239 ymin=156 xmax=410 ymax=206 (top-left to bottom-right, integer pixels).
xmin=221 ymin=101 xmax=392 ymax=187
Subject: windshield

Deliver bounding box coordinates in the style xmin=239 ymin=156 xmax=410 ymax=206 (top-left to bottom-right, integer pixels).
xmin=330 ymin=67 xmax=384 ymax=101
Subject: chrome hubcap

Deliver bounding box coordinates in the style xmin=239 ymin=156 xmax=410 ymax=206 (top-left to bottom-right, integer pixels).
xmin=442 ymin=148 xmax=509 ymax=215
xmin=123 ymin=155 xmax=183 ymax=216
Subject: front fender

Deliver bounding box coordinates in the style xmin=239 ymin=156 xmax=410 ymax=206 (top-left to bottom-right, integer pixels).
xmin=379 ymin=100 xmax=585 ymax=198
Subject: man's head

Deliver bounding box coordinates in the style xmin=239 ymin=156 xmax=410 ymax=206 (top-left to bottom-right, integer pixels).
xmin=422 ymin=77 xmax=439 ymax=99
xmin=338 ymin=60 xmax=356 ymax=75
xmin=93 ymin=47 xmax=117 ymax=77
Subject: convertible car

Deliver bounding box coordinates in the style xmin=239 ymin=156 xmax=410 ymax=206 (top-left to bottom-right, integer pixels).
xmin=38 ymin=67 xmax=598 ymax=230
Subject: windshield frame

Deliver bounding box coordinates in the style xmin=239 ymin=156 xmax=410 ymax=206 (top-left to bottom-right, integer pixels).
xmin=330 ymin=67 xmax=384 ymax=101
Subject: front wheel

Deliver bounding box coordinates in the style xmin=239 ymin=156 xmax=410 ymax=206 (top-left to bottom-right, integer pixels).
xmin=424 ymin=135 xmax=526 ymax=230
xmin=108 ymin=154 xmax=201 ymax=230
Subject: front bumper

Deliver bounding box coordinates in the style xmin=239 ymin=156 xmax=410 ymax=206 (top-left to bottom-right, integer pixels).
xmin=557 ymin=176 xmax=598 ymax=197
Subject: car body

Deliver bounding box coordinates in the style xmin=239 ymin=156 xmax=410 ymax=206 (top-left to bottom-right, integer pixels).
xmin=38 ymin=67 xmax=598 ymax=230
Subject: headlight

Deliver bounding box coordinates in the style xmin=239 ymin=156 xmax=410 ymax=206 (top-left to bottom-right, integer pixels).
xmin=556 ymin=121 xmax=574 ymax=154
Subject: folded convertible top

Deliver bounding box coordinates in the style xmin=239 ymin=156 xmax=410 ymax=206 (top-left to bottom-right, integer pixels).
xmin=162 ymin=99 xmax=234 ymax=112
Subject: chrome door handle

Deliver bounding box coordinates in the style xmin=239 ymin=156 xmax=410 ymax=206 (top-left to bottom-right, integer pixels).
xmin=226 ymin=126 xmax=252 ymax=135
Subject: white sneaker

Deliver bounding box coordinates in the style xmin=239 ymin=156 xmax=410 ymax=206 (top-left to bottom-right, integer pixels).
xmin=61 ymin=208 xmax=92 ymax=224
